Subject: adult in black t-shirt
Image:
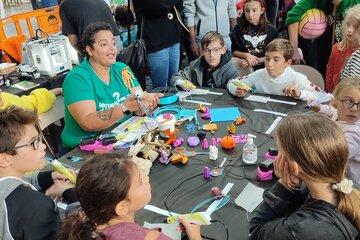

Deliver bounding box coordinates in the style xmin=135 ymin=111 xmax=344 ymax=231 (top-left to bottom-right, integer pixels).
xmin=60 ymin=0 xmax=121 ymax=52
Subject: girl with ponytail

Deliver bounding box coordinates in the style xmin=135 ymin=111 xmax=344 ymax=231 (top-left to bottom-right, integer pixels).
xmin=58 ymin=153 xmax=202 ymax=240
xmin=250 ymin=114 xmax=360 ymax=239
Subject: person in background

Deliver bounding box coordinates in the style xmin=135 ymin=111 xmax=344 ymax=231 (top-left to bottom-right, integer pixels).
xmin=228 ymin=38 xmax=320 ymax=101
xmin=0 ymin=88 xmax=62 ymax=114
xmin=326 ymin=4 xmax=360 ymax=92
xmin=114 ymin=4 xmax=138 ymax=48
xmin=183 ymin=0 xmax=237 ymax=57
xmin=132 ymin=0 xmax=183 ymax=88
xmin=58 ymin=153 xmax=202 ymax=240
xmin=250 ymin=114 xmax=360 ymax=239
xmin=230 ymin=0 xmax=278 ymax=72
xmin=312 ymin=76 xmax=360 ymax=187
xmin=341 ymin=49 xmax=360 ymax=80
xmin=60 ymin=0 xmax=122 ymax=53
xmin=171 ymin=31 xmax=238 ymax=90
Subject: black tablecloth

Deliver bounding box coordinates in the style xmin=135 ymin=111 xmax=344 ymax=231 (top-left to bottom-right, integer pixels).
xmin=58 ymin=91 xmax=307 ymax=240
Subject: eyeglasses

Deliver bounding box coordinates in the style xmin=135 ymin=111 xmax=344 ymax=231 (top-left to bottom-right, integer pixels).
xmin=12 ymin=134 xmax=43 ymax=151
xmin=203 ymin=47 xmax=223 ymax=54
xmin=341 ymin=98 xmax=360 ymax=110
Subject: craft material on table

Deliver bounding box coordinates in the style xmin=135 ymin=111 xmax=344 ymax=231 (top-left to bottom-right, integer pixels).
xmin=254 ymin=109 xmax=287 ymax=117
xmin=210 ymin=107 xmax=241 ymax=122
xmin=244 ymin=95 xmax=297 ymax=105
xmin=265 ymin=116 xmax=282 ymax=135
xmin=110 ymin=116 xmax=158 ymax=146
xmin=205 ymin=182 xmax=234 ymax=216
xmin=235 ymin=182 xmax=264 ymax=212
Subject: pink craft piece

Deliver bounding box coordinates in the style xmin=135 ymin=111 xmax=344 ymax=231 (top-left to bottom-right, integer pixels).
xmin=211 ymin=138 xmax=217 ymax=146
xmin=216 ymin=134 xmax=248 ymax=144
xmin=79 ymin=140 xmax=113 ymax=152
xmin=173 ymin=138 xmax=184 ymax=147
xmin=201 ymin=108 xmax=211 ymax=119
xmin=202 ymin=138 xmax=209 ymax=149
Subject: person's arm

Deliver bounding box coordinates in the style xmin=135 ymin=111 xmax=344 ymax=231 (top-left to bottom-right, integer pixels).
xmin=67 ymin=97 xmax=139 ymax=132
xmin=26 ymin=197 xmax=59 ymax=240
xmin=249 ymin=180 xmax=307 ymax=240
xmin=170 ymin=63 xmax=197 ymax=90
xmin=183 ymin=0 xmax=200 ymax=56
xmin=67 ymin=34 xmax=81 ymax=53
xmin=326 ymin=46 xmax=337 ymax=92
xmin=344 ymin=132 xmax=360 ymax=161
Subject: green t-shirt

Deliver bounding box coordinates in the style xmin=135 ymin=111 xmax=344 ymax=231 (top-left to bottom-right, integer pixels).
xmin=61 ymin=59 xmax=139 ymax=149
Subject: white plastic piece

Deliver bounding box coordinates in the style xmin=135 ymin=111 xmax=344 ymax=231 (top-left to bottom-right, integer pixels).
xmin=242 ymin=135 xmax=258 ymax=164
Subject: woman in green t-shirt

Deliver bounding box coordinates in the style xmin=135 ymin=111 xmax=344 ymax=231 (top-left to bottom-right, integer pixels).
xmin=61 ymin=22 xmax=163 ymax=153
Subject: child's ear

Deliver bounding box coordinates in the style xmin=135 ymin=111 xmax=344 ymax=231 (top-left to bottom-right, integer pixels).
xmin=287 ymin=59 xmax=292 ymax=65
xmin=114 ymin=201 xmax=129 ymax=216
xmin=0 ymin=153 xmax=11 ymax=168
xmin=221 ymin=46 xmax=227 ymax=54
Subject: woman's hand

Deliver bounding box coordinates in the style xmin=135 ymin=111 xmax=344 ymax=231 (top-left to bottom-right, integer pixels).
xmin=178 ymin=216 xmax=202 ymax=240
xmin=142 ymin=92 xmax=163 ymax=111
xmin=239 ymin=59 xmax=250 ymax=68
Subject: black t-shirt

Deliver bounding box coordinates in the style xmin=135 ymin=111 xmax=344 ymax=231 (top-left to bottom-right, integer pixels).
xmin=60 ymin=0 xmax=120 ymax=41
xmin=230 ymin=23 xmax=278 ymax=58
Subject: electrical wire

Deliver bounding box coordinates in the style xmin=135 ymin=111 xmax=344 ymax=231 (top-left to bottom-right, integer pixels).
xmin=210 ymin=220 xmax=229 ymax=240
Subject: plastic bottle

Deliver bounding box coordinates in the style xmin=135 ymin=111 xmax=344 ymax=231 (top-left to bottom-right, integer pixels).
xmin=242 ymin=134 xmax=257 ymax=164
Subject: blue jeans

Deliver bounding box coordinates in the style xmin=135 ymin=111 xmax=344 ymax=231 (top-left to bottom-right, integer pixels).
xmin=147 ymin=43 xmax=180 ymax=88
xmin=266 ymin=0 xmax=279 ymax=26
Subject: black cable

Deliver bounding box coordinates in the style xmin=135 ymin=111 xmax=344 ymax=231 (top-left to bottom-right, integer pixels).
xmin=163 ymin=173 xmax=203 ymax=216
xmin=210 ymin=220 xmax=229 ymax=240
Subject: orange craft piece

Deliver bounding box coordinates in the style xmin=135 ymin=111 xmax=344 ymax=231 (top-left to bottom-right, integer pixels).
xmin=202 ymin=123 xmax=218 ymax=133
xmin=227 ymin=124 xmax=236 ymax=134
xmin=164 ymin=128 xmax=178 ymax=145
xmin=234 ymin=116 xmax=246 ymax=125
xmin=197 ymin=104 xmax=207 ymax=113
xmin=221 ymin=136 xmax=236 ymax=150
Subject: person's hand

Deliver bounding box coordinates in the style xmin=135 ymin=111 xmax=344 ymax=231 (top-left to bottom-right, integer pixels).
xmin=292 ymin=48 xmax=302 ymax=64
xmin=50 ymin=88 xmax=63 ymax=96
xmin=274 ymin=156 xmax=302 ymax=190
xmin=178 ymin=80 xmax=196 ymax=91
xmin=283 ymin=85 xmax=301 ymax=98
xmin=142 ymin=92 xmax=163 ymax=111
xmin=177 ymin=216 xmax=202 ymax=240
xmin=190 ymin=40 xmax=201 ymax=57
xmin=245 ymin=53 xmax=259 ymax=66
xmin=235 ymin=87 xmax=249 ymax=97
xmin=51 ymin=169 xmax=76 ymax=182
xmin=45 ymin=180 xmax=74 ymax=199
xmin=239 ymin=59 xmax=250 ymax=68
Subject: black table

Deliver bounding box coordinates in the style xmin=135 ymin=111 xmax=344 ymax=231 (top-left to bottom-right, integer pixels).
xmin=1 ymin=71 xmax=68 ymax=96
xmin=58 ymin=91 xmax=308 ymax=240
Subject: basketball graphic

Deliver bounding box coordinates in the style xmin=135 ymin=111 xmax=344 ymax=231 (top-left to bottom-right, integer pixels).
xmin=299 ymin=8 xmax=327 ymax=39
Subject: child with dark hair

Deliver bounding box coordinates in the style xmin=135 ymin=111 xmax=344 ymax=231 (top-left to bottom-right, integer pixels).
xmin=114 ymin=5 xmax=138 ymax=47
xmin=171 ymin=31 xmax=239 ymax=90
xmin=58 ymin=153 xmax=202 ymax=240
xmin=0 ymin=106 xmax=75 ymax=240
xmin=230 ymin=0 xmax=278 ymax=71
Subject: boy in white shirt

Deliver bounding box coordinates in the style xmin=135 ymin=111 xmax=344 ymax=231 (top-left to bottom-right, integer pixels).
xmin=227 ymin=38 xmax=320 ymax=101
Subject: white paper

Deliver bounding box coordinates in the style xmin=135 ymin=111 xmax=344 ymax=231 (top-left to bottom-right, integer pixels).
xmin=235 ymin=182 xmax=264 ymax=212
xmin=181 ymin=99 xmax=212 ymax=106
xmin=267 ymin=98 xmax=297 ymax=105
xmin=254 ymin=109 xmax=287 ymax=117
xmin=144 ymin=222 xmax=181 ymax=240
xmin=205 ymin=182 xmax=234 ymax=215
xmin=244 ymin=95 xmax=269 ymax=103
xmin=265 ymin=116 xmax=282 ymax=135
xmin=144 ymin=205 xmax=180 ymax=217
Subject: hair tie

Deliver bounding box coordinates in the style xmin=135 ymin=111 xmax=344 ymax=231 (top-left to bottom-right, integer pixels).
xmin=78 ymin=209 xmax=89 ymax=222
xmin=332 ymin=178 xmax=353 ymax=194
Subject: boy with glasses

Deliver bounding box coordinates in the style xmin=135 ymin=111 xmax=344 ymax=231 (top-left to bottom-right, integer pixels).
xmin=0 ymin=107 xmax=75 ymax=240
xmin=171 ymin=31 xmax=239 ymax=90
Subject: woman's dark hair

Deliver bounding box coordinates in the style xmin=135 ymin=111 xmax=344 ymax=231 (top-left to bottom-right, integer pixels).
xmin=58 ymin=153 xmax=135 ymax=240
xmin=114 ymin=5 xmax=135 ymax=28
xmin=237 ymin=0 xmax=268 ymax=34
xmin=81 ymin=22 xmax=113 ymax=59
